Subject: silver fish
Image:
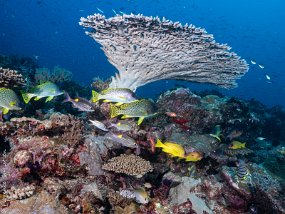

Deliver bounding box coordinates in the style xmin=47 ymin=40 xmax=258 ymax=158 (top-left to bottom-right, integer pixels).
xmin=63 ymin=92 xmax=94 ymax=112
xmin=104 ymin=132 xmax=137 ymax=149
xmin=89 ymin=119 xmax=108 ymax=131
xmin=108 ymin=120 xmax=133 ymax=131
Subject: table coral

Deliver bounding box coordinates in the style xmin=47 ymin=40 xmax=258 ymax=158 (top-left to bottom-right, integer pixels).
xmin=80 ymin=14 xmax=248 ymax=91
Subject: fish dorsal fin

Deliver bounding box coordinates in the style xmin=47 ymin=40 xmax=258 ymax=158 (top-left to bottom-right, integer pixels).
xmin=34 ymin=96 xmax=41 ymax=101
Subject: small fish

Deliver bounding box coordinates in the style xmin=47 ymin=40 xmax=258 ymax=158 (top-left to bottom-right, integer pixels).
xmin=250 ymin=60 xmax=256 ymax=65
xmin=96 ymin=7 xmax=104 ymax=13
xmin=258 ymin=64 xmax=265 ymax=69
xmin=278 ymin=147 xmax=285 ymax=155
xmin=133 ymin=188 xmax=150 ymax=204
xmin=226 ymin=130 xmax=243 ymax=141
xmin=229 ymin=141 xmax=246 ymax=150
xmin=108 ymin=120 xmax=133 ymax=131
xmin=119 ymin=188 xmax=150 ymax=204
xmin=224 ymin=148 xmax=253 ymax=156
xmin=119 ymin=11 xmax=125 ymax=15
xmin=89 ymin=119 xmax=108 ymax=131
xmin=266 ymin=75 xmax=271 ymax=80
xmin=110 ymin=99 xmax=156 ymax=125
xmin=0 ymin=88 xmax=21 ymax=114
xmin=155 ymin=139 xmax=185 ymax=158
xmin=184 ymin=151 xmax=203 ymax=162
xmin=210 ymin=125 xmax=222 ymax=142
xmin=21 ymin=81 xmax=63 ymax=104
xmin=63 ymin=92 xmax=94 ymax=112
xmin=165 ymin=111 xmax=177 ymax=117
xmin=256 ymin=137 xmax=266 ymax=141
xmin=105 ymin=132 xmax=138 ymax=148
xmin=92 ymin=88 xmax=137 ymax=105
xmin=112 ymin=9 xmax=117 ymax=15
xmin=236 ymin=160 xmax=250 ymax=182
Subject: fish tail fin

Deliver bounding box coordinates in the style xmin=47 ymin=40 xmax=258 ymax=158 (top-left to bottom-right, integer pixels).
xmin=62 ymin=91 xmax=71 ymax=103
xmin=92 ymin=90 xmax=100 ymax=103
xmin=110 ymin=104 xmax=120 ymax=118
xmin=155 ymin=139 xmax=165 ymax=148
xmin=21 ymin=92 xmax=33 ymax=104
xmin=243 ymin=143 xmax=246 ymax=147
xmin=2 ymin=108 xmax=9 ymax=114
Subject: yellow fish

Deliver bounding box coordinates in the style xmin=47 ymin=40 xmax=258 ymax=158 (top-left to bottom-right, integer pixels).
xmin=0 ymin=88 xmax=21 ymax=114
xmin=155 ymin=139 xmax=185 ymax=158
xmin=184 ymin=151 xmax=203 ymax=162
xmin=110 ymin=99 xmax=156 ymax=125
xmin=229 ymin=141 xmax=246 ymax=149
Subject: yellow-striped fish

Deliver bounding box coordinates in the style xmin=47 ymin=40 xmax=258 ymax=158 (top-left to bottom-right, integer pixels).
xmin=110 ymin=99 xmax=156 ymax=125
xmin=0 ymin=88 xmax=21 ymax=114
xmin=21 ymin=81 xmax=63 ymax=104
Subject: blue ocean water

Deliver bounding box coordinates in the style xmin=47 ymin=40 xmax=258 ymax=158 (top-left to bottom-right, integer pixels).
xmin=0 ymin=0 xmax=284 ymax=106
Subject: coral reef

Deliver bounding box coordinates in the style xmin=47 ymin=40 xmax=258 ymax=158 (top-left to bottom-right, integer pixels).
xmin=0 ymin=53 xmax=285 ymax=213
xmin=102 ymin=154 xmax=153 ymax=177
xmin=80 ymin=14 xmax=248 ymax=91
xmin=0 ymin=55 xmax=38 ymax=82
xmin=0 ymin=67 xmax=25 ymax=87
xmin=35 ymin=66 xmax=73 ymax=84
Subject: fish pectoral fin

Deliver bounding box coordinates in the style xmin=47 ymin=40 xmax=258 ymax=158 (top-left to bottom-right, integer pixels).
xmin=115 ymin=102 xmax=123 ymax=106
xmin=9 ymin=101 xmax=16 ymax=107
xmin=34 ymin=96 xmax=41 ymax=101
xmin=45 ymin=96 xmax=54 ymax=102
xmin=137 ymin=117 xmax=145 ymax=125
xmin=2 ymin=108 xmax=9 ymax=114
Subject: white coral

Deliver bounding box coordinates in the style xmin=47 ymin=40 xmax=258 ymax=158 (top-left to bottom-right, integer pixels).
xmin=80 ymin=14 xmax=248 ymax=91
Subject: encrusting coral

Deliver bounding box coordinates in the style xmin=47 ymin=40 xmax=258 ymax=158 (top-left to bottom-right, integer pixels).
xmin=0 ymin=67 xmax=25 ymax=87
xmin=80 ymin=14 xmax=248 ymax=91
xmin=102 ymin=154 xmax=153 ymax=177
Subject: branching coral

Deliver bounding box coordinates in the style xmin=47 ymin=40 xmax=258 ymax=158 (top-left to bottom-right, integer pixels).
xmin=80 ymin=14 xmax=248 ymax=91
xmin=35 ymin=66 xmax=73 ymax=84
xmin=0 ymin=67 xmax=25 ymax=87
xmin=102 ymin=154 xmax=153 ymax=177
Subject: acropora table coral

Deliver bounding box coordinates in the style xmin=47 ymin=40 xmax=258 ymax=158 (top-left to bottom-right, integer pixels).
xmin=80 ymin=14 xmax=248 ymax=91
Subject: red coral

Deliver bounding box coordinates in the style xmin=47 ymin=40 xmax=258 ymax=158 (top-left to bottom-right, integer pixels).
xmin=172 ymin=199 xmax=194 ymax=214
